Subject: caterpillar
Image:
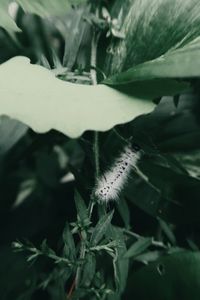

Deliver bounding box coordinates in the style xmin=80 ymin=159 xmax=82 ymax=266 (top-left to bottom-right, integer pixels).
xmin=94 ymin=143 xmax=142 ymax=203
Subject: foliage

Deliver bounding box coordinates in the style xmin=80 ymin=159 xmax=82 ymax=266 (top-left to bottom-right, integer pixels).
xmin=0 ymin=0 xmax=200 ymax=300
xmin=0 ymin=56 xmax=154 ymax=138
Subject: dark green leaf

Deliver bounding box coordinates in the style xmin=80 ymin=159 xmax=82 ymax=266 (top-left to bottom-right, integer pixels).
xmin=108 ymin=226 xmax=129 ymax=294
xmin=116 ymin=198 xmax=130 ymax=229
xmin=158 ymin=218 xmax=176 ymax=245
xmin=124 ymin=237 xmax=153 ymax=258
xmin=0 ymin=116 xmax=28 ymax=156
xmin=104 ymin=79 xmax=189 ymax=100
xmin=80 ymin=253 xmax=96 ymax=287
xmin=135 ymin=250 xmax=163 ymax=264
xmin=125 ymin=251 xmax=200 ymax=300
xmin=90 ymin=210 xmax=114 ymax=246
xmin=74 ymin=190 xmax=89 ymax=226
xmin=62 ymin=223 xmax=76 ymax=260
xmin=105 ymin=37 xmax=200 ymax=85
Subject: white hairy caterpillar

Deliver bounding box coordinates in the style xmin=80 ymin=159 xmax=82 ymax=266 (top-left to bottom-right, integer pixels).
xmin=94 ymin=143 xmax=142 ymax=203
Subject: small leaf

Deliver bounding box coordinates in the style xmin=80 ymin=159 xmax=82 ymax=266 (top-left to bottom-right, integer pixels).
xmin=62 ymin=223 xmax=76 ymax=260
xmin=116 ymin=198 xmax=130 ymax=229
xmin=16 ymin=0 xmax=71 ymax=18
xmin=80 ymin=253 xmax=96 ymax=287
xmin=108 ymin=226 xmax=129 ymax=294
xmin=135 ymin=250 xmax=163 ymax=264
xmin=74 ymin=191 xmax=89 ymax=227
xmin=41 ymin=239 xmax=56 ymax=257
xmin=124 ymin=237 xmax=153 ymax=258
xmin=90 ymin=210 xmax=114 ymax=246
xmin=158 ymin=218 xmax=176 ymax=246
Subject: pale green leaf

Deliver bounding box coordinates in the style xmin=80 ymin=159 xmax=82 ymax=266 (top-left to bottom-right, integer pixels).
xmin=0 ymin=57 xmax=155 ymax=138
xmin=0 ymin=0 xmax=86 ymax=34
xmin=0 ymin=0 xmax=21 ymax=35
xmin=16 ymin=0 xmax=76 ymax=18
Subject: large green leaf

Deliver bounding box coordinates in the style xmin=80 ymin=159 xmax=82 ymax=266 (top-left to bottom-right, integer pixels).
xmin=0 ymin=56 xmax=155 ymax=138
xmin=125 ymin=251 xmax=200 ymax=300
xmin=105 ymin=0 xmax=200 ymax=76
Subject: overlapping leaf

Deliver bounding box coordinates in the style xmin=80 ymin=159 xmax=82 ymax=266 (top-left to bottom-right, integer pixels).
xmin=105 ymin=0 xmax=200 ymax=76
xmin=104 ymin=0 xmax=200 ymax=92
xmin=105 ymin=38 xmax=200 ymax=85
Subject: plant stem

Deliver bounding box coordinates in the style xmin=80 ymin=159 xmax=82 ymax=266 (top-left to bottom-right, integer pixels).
xmin=94 ymin=131 xmax=100 ymax=179
xmin=124 ymin=229 xmax=168 ymax=249
xmin=73 ymin=11 xmax=102 ymax=295
xmin=90 ymin=10 xmax=106 ymax=218
xmin=90 ymin=17 xmax=101 ymax=179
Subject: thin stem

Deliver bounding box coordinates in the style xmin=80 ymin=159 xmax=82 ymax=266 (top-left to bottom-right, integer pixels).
xmin=124 ymin=229 xmax=168 ymax=249
xmin=91 ymin=25 xmax=100 ymax=181
xmin=112 ymin=128 xmax=130 ymax=143
xmin=90 ymin=9 xmax=105 ymax=217
xmin=67 ymin=278 xmax=76 ymax=299
xmin=90 ymin=32 xmax=101 ymax=85
xmin=94 ymin=131 xmax=100 ymax=179
xmin=73 ymin=9 xmax=102 ymax=294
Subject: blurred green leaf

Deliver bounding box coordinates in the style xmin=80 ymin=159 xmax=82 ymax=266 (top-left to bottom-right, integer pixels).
xmin=17 ymin=0 xmax=86 ymax=18
xmin=0 ymin=0 xmax=87 ymax=35
xmin=0 ymin=0 xmax=20 ymax=36
xmin=0 ymin=246 xmax=37 ymax=299
xmin=158 ymin=218 xmax=176 ymax=246
xmin=125 ymin=251 xmax=200 ymax=300
xmin=172 ymin=150 xmax=200 ymax=179
xmin=0 ymin=115 xmax=28 ymax=156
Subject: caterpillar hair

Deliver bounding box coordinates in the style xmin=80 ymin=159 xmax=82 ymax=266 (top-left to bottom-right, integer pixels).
xmin=94 ymin=143 xmax=142 ymax=203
